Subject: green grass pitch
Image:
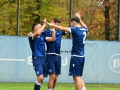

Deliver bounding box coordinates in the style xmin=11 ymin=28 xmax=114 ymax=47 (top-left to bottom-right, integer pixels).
xmin=0 ymin=82 xmax=120 ymax=90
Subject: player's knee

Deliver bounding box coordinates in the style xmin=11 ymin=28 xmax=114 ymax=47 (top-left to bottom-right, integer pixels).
xmin=55 ymin=75 xmax=58 ymax=80
xmin=73 ymin=76 xmax=81 ymax=82
xmin=50 ymin=74 xmax=56 ymax=80
xmin=37 ymin=75 xmax=44 ymax=83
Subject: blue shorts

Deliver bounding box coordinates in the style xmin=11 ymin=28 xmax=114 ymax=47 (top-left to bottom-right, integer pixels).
xmin=69 ymin=56 xmax=85 ymax=76
xmin=46 ymin=54 xmax=61 ymax=75
xmin=32 ymin=57 xmax=48 ymax=77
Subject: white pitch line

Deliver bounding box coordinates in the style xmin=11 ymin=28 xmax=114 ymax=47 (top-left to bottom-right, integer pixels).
xmin=0 ymin=58 xmax=25 ymax=61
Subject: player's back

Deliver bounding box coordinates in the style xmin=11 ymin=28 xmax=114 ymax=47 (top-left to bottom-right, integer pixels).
xmin=70 ymin=26 xmax=88 ymax=56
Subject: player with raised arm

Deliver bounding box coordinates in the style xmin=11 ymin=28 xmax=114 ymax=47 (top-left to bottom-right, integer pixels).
xmin=42 ymin=18 xmax=66 ymax=90
xmin=28 ymin=19 xmax=56 ymax=90
xmin=43 ymin=11 xmax=88 ymax=90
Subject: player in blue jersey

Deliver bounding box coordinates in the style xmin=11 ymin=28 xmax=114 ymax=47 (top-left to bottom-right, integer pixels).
xmin=42 ymin=18 xmax=66 ymax=90
xmin=43 ymin=11 xmax=88 ymax=90
xmin=28 ymin=19 xmax=56 ymax=90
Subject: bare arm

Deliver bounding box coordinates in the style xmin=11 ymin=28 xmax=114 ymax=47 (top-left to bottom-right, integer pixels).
xmin=75 ymin=11 xmax=88 ymax=29
xmin=46 ymin=28 xmax=56 ymax=42
xmin=42 ymin=20 xmax=70 ymax=33
xmin=33 ymin=23 xmax=46 ymax=39
xmin=80 ymin=19 xmax=87 ymax=29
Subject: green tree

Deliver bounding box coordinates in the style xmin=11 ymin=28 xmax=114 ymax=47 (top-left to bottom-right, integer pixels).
xmin=71 ymin=0 xmax=118 ymax=40
xmin=0 ymin=0 xmax=17 ymax=36
xmin=0 ymin=0 xmax=118 ymax=41
xmin=98 ymin=0 xmax=118 ymax=40
xmin=0 ymin=0 xmax=69 ymax=36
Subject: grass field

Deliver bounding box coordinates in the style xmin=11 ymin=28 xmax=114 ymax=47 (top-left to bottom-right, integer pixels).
xmin=0 ymin=82 xmax=120 ymax=90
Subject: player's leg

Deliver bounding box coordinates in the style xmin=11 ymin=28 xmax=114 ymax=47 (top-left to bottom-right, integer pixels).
xmin=48 ymin=73 xmax=56 ymax=90
xmin=81 ymin=57 xmax=86 ymax=90
xmin=81 ymin=78 xmax=86 ymax=90
xmin=33 ymin=57 xmax=44 ymax=90
xmin=46 ymin=54 xmax=56 ymax=90
xmin=34 ymin=75 xmax=43 ymax=90
xmin=48 ymin=74 xmax=58 ymax=90
xmin=53 ymin=75 xmax=58 ymax=89
xmin=73 ymin=76 xmax=86 ymax=90
xmin=47 ymin=55 xmax=61 ymax=90
xmin=69 ymin=56 xmax=86 ymax=90
xmin=73 ymin=76 xmax=82 ymax=90
xmin=52 ymin=55 xmax=61 ymax=89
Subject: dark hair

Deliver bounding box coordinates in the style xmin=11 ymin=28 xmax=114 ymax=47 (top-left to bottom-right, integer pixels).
xmin=70 ymin=16 xmax=80 ymax=23
xmin=53 ymin=18 xmax=61 ymax=23
xmin=32 ymin=23 xmax=39 ymax=30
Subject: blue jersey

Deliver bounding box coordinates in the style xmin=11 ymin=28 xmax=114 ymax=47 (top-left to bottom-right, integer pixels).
xmin=70 ymin=26 xmax=88 ymax=56
xmin=43 ymin=29 xmax=66 ymax=54
xmin=28 ymin=35 xmax=46 ymax=57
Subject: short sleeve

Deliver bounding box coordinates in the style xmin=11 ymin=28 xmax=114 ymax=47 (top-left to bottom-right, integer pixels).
xmin=70 ymin=27 xmax=76 ymax=34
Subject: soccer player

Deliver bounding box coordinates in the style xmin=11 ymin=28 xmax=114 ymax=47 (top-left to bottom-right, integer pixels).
xmin=42 ymin=11 xmax=88 ymax=90
xmin=28 ymin=19 xmax=56 ymax=90
xmin=42 ymin=18 xmax=66 ymax=90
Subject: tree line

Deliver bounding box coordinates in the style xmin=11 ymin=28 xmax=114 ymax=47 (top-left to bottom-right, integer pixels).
xmin=0 ymin=0 xmax=118 ymax=40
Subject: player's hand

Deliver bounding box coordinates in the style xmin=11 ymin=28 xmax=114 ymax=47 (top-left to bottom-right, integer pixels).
xmin=42 ymin=19 xmax=52 ymax=27
xmin=28 ymin=32 xmax=33 ymax=37
xmin=43 ymin=18 xmax=47 ymax=26
xmin=75 ymin=11 xmax=81 ymax=20
xmin=42 ymin=19 xmax=48 ymax=25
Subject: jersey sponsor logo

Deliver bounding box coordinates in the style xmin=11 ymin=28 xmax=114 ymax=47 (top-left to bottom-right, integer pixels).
xmin=109 ymin=54 xmax=120 ymax=73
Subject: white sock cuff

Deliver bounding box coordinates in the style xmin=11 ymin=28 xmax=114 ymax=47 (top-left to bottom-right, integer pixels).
xmin=48 ymin=89 xmax=53 ymax=90
xmin=35 ymin=80 xmax=41 ymax=85
xmin=82 ymin=87 xmax=86 ymax=90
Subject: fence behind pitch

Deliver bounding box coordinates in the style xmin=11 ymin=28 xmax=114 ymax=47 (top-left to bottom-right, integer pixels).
xmin=0 ymin=36 xmax=120 ymax=83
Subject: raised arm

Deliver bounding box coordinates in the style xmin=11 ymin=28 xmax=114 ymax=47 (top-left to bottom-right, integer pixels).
xmin=75 ymin=11 xmax=88 ymax=29
xmin=42 ymin=20 xmax=70 ymax=33
xmin=33 ymin=23 xmax=46 ymax=39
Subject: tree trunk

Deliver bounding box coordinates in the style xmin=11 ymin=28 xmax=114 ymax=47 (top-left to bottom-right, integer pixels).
xmin=117 ymin=0 xmax=120 ymax=41
xmin=34 ymin=0 xmax=41 ymax=23
xmin=104 ymin=0 xmax=110 ymax=40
